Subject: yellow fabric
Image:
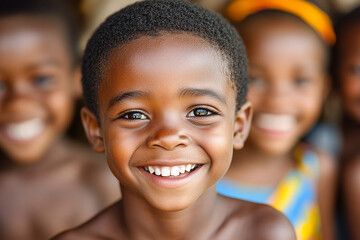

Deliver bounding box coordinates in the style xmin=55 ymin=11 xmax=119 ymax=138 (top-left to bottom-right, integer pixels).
xmin=226 ymin=0 xmax=336 ymax=45
xmin=267 ymin=145 xmax=321 ymax=240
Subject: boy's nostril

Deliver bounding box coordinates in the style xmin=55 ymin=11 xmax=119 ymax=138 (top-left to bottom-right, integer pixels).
xmin=146 ymin=130 xmax=190 ymax=150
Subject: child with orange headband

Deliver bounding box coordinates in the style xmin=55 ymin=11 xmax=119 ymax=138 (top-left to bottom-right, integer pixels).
xmin=217 ymin=1 xmax=337 ymax=239
xmin=332 ymin=6 xmax=360 ymax=240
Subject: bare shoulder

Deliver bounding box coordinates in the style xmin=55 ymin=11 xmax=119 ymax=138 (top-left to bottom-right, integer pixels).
xmin=222 ymin=197 xmax=296 ymax=240
xmin=244 ymin=202 xmax=296 ymax=240
xmin=51 ymin=201 xmax=124 ymax=240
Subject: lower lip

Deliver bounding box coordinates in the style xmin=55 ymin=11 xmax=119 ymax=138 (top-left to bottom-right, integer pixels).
xmin=139 ymin=165 xmax=204 ymax=188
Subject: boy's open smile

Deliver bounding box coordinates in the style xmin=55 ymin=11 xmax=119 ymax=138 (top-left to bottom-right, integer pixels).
xmin=82 ymin=33 xmax=250 ymax=211
xmin=140 ymin=163 xmax=203 ymax=188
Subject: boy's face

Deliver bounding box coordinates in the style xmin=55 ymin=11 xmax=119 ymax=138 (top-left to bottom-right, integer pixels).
xmin=82 ymin=33 xmax=251 ymax=211
xmin=0 ymin=16 xmax=78 ymax=164
xmin=338 ymin=24 xmax=360 ymax=122
xmin=240 ymin=18 xmax=327 ymax=156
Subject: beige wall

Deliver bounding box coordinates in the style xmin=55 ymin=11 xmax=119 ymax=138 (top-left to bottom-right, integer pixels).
xmin=80 ymin=0 xmax=141 ymax=50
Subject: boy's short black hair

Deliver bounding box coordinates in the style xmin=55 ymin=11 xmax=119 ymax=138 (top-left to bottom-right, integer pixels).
xmin=0 ymin=0 xmax=80 ymax=66
xmin=82 ymin=0 xmax=248 ymax=116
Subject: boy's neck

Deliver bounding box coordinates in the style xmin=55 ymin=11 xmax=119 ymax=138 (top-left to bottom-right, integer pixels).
xmin=118 ymin=185 xmax=225 ymax=239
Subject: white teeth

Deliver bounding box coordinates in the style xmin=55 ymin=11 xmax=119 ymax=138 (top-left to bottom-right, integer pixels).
xmin=144 ymin=164 xmax=198 ymax=177
xmin=255 ymin=113 xmax=295 ymax=132
xmin=161 ymin=167 xmax=170 ymax=177
xmin=170 ymin=166 xmax=180 ymax=176
xmin=4 ymin=118 xmax=45 ymax=141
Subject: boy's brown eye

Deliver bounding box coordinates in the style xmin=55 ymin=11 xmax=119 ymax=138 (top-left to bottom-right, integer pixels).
xmin=188 ymin=107 xmax=216 ymax=117
xmin=121 ymin=112 xmax=147 ymax=120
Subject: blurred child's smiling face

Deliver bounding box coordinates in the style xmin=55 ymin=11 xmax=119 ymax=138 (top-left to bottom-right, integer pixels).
xmin=0 ymin=16 xmax=77 ymax=164
xmin=338 ymin=24 xmax=360 ymax=122
xmin=240 ymin=17 xmax=327 ymax=156
xmin=84 ymin=33 xmax=249 ymax=211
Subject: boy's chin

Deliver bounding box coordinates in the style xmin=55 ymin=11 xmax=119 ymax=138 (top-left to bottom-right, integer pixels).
xmin=145 ymin=192 xmax=204 ymax=212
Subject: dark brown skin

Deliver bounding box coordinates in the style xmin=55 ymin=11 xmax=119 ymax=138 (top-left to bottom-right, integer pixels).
xmin=54 ymin=188 xmax=294 ymax=240
xmin=53 ymin=33 xmax=295 ymax=240
xmin=338 ymin=23 xmax=360 ymax=240
xmin=0 ymin=139 xmax=119 ymax=240
xmin=0 ymin=16 xmax=119 ymax=240
xmin=225 ymin=15 xmax=337 ymax=239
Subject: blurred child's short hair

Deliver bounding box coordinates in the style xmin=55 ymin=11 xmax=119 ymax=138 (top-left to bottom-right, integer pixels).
xmin=0 ymin=0 xmax=80 ymax=65
xmin=81 ymin=0 xmax=248 ymax=117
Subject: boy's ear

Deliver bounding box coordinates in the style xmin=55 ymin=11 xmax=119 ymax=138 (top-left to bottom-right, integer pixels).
xmin=80 ymin=107 xmax=105 ymax=153
xmin=233 ymin=101 xmax=253 ymax=150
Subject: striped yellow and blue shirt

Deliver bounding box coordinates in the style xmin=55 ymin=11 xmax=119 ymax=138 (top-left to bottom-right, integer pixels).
xmin=217 ymin=144 xmax=321 ymax=240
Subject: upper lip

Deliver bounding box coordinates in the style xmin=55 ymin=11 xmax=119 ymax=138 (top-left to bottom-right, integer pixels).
xmin=135 ymin=159 xmax=205 ymax=167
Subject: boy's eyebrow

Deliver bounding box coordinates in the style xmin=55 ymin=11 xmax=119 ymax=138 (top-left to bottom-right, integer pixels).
xmin=108 ymin=90 xmax=149 ymax=109
xmin=179 ymin=88 xmax=226 ymax=103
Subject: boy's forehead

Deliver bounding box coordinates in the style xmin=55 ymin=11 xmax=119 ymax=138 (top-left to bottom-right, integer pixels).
xmin=111 ymin=33 xmax=218 ymax=60
xmin=98 ymin=33 xmax=236 ymax=108
xmin=103 ymin=33 xmax=230 ymax=82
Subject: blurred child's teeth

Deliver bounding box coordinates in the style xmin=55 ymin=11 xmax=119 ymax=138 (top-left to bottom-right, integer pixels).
xmin=145 ymin=164 xmax=198 ymax=176
xmin=5 ymin=118 xmax=44 ymax=141
xmin=256 ymin=113 xmax=295 ymax=132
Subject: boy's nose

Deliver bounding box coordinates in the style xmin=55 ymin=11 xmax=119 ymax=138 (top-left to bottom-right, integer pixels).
xmin=146 ymin=128 xmax=190 ymax=150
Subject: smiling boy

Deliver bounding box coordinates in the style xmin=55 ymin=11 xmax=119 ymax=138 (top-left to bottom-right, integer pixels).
xmin=53 ymin=0 xmax=296 ymax=239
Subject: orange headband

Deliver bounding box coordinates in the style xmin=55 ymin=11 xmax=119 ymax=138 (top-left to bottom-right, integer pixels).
xmin=226 ymin=0 xmax=336 ymax=45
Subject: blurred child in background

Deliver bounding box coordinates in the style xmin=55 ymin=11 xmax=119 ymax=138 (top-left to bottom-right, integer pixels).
xmin=217 ymin=1 xmax=337 ymax=239
xmin=0 ymin=0 xmax=118 ymax=239
xmin=333 ymin=6 xmax=360 ymax=240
